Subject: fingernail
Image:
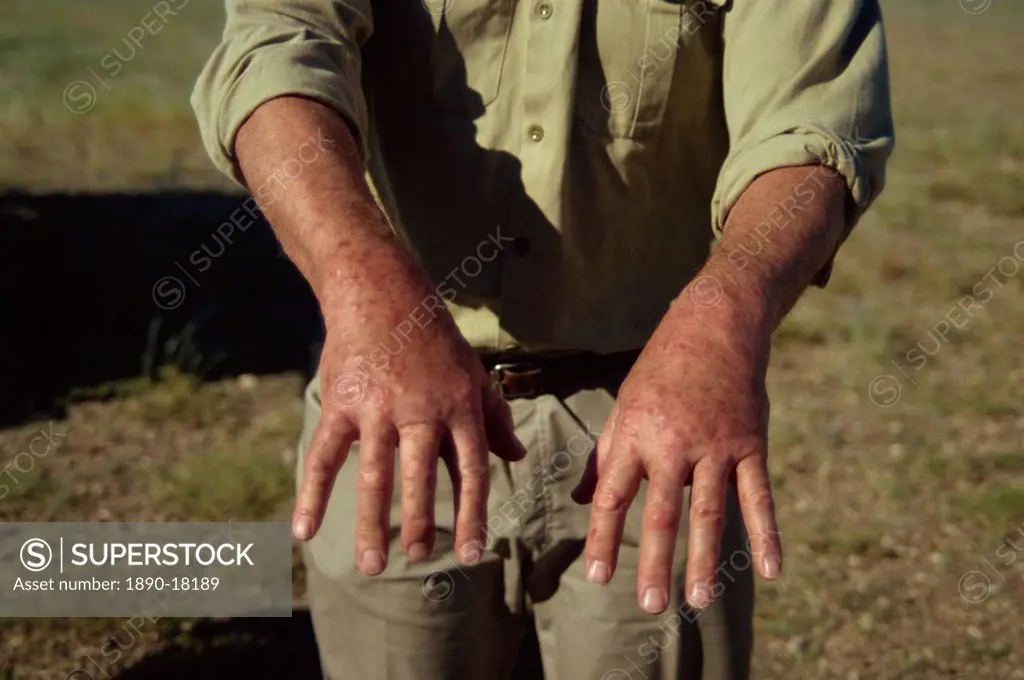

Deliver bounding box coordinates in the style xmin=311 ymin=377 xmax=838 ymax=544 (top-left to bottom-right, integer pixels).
xmin=586 ymin=559 xmax=610 ymax=584
xmin=641 ymin=587 xmax=667 ymax=613
xmin=763 ymin=554 xmax=781 ymax=579
xmin=408 ymin=542 xmax=429 ymax=562
xmin=293 ymin=516 xmax=313 ymax=541
xmin=460 ymin=546 xmax=481 ymax=565
xmin=360 ymin=550 xmax=386 ymax=575
xmin=689 ymin=583 xmax=711 ymax=609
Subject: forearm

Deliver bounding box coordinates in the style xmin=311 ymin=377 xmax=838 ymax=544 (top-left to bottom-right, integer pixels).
xmin=235 ymin=96 xmax=401 ymax=309
xmin=681 ymin=165 xmax=849 ymax=337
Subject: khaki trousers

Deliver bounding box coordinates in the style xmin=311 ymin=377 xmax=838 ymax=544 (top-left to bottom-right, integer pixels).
xmin=298 ymin=374 xmax=753 ymax=680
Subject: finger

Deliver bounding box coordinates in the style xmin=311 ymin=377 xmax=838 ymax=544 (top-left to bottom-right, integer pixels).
xmin=572 ymin=404 xmax=618 ymax=504
xmin=583 ymin=450 xmax=643 ymax=586
xmin=293 ymin=414 xmax=357 ymax=541
xmin=398 ymin=423 xmax=442 ymax=562
xmin=636 ymin=462 xmax=690 ymax=614
xmin=355 ymin=425 xmax=398 ymax=576
xmin=735 ymin=455 xmax=782 ymax=579
xmin=481 ymin=382 xmax=527 ymax=461
xmin=449 ymin=414 xmax=491 ymax=566
xmin=685 ymin=456 xmax=730 ymax=609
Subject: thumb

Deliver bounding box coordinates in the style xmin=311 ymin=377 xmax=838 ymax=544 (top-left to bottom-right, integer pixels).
xmin=572 ymin=403 xmax=617 ymax=504
xmin=481 ymin=383 xmax=527 ymax=462
xmin=293 ymin=415 xmax=357 ymax=541
xmin=570 ymin=447 xmax=598 ymax=504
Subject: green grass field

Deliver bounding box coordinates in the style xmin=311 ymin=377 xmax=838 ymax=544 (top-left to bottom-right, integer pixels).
xmin=2 ymin=1 xmax=1023 ymax=678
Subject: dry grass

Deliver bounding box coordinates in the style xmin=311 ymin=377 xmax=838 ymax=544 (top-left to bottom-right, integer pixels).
xmin=0 ymin=371 xmax=305 ymax=678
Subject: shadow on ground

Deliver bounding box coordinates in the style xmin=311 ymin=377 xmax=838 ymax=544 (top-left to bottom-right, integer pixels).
xmin=107 ymin=612 xmax=544 ymax=679
xmin=113 ymin=614 xmax=322 ymax=679
xmin=0 ymin=191 xmax=323 ymax=427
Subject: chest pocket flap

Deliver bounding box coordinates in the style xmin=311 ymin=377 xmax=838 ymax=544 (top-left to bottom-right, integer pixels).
xmin=428 ymin=0 xmax=515 ymax=117
xmin=575 ymin=0 xmax=725 ymax=139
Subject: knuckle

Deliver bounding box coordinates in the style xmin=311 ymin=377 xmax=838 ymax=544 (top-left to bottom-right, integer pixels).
xmin=616 ymin=409 xmax=643 ymax=431
xmin=692 ymin=502 xmax=726 ymax=528
xmin=593 ymin=490 xmax=629 ymax=515
xmin=358 ymin=467 xmax=390 ymax=493
xmin=447 ymin=378 xmax=477 ymax=406
xmin=688 ymin=557 xmax=720 ymax=579
xmin=401 ymin=458 xmax=436 ymax=486
xmin=747 ymin=530 xmax=779 ymax=557
xmin=397 ymin=421 xmax=435 ymax=440
xmin=645 ymin=500 xmax=678 ymax=531
xmin=459 ymin=462 xmax=489 ymax=483
xmin=359 ymin=390 xmax=392 ymax=417
xmin=459 ymin=475 xmax=489 ymax=500
xmin=355 ymin=527 xmax=384 ymax=545
xmin=734 ymin=438 xmax=765 ymax=460
xmin=320 ymin=405 xmax=349 ymax=424
xmin=403 ymin=517 xmax=435 ymax=539
xmin=304 ymin=452 xmax=334 ymax=477
xmin=742 ymin=488 xmax=774 ymax=513
xmin=656 ymin=427 xmax=688 ymax=452
xmin=695 ymin=445 xmax=727 ymax=464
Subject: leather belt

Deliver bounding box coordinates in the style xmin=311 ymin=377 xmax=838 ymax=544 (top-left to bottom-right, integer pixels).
xmin=481 ymin=349 xmax=642 ymax=399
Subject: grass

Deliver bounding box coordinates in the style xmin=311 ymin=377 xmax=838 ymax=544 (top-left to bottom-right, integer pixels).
xmin=0 ymin=0 xmax=231 ymax=191
xmin=0 ymin=371 xmax=305 ymax=677
xmin=2 ymin=0 xmax=1024 ymax=678
xmin=0 ymin=370 xmax=303 ymax=527
xmin=960 ymin=487 xmax=1024 ymax=535
xmin=153 ymin=447 xmax=295 ymax=521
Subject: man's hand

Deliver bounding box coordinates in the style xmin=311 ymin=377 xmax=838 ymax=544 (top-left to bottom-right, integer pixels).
xmin=234 ymin=97 xmax=524 ymax=575
xmin=572 ymin=289 xmax=779 ymax=613
xmin=573 ymin=164 xmax=851 ymax=613
xmin=296 ymin=230 xmax=525 ymax=575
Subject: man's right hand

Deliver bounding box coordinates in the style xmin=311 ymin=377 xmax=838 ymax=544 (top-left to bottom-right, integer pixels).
xmin=234 ymin=97 xmax=524 ymax=576
xmin=297 ymin=230 xmax=526 ymax=575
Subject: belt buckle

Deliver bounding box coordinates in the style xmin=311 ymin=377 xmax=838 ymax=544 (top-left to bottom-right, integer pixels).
xmin=490 ymin=362 xmax=543 ymax=399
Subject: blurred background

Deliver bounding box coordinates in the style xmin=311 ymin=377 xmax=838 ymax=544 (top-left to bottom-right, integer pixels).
xmin=1 ymin=0 xmax=1022 ymax=678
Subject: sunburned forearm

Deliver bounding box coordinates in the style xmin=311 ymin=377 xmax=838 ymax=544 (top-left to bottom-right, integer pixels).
xmin=234 ymin=96 xmax=398 ymax=309
xmin=576 ymin=168 xmax=847 ymax=608
xmin=240 ymin=108 xmax=524 ymax=562
xmin=589 ymin=165 xmax=848 ymax=608
xmin=682 ymin=165 xmax=849 ymax=336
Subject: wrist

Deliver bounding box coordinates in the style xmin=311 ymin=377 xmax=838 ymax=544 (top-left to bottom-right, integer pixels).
xmin=669 ymin=267 xmax=774 ymax=364
xmin=311 ymin=228 xmax=432 ymax=331
xmin=686 ymin=255 xmax=774 ymax=330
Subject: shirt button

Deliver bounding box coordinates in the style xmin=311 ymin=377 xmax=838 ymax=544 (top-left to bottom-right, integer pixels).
xmin=537 ymin=3 xmax=553 ymax=19
xmin=528 ymin=125 xmax=544 ymax=142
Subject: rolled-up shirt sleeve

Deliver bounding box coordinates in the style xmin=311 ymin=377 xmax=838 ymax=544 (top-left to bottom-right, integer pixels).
xmin=190 ymin=0 xmax=372 ymax=185
xmin=709 ymin=0 xmax=895 ymax=286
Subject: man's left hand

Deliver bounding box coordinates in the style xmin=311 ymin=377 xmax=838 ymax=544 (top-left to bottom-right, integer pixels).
xmin=572 ymin=285 xmax=782 ymax=614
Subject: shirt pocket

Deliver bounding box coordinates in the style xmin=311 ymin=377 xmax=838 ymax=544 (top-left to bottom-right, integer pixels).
xmin=575 ymin=0 xmax=724 ymax=139
xmin=428 ymin=0 xmax=515 ymax=117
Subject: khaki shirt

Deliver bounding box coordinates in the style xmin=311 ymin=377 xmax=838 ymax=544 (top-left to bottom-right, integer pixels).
xmin=192 ymin=0 xmax=894 ymax=353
